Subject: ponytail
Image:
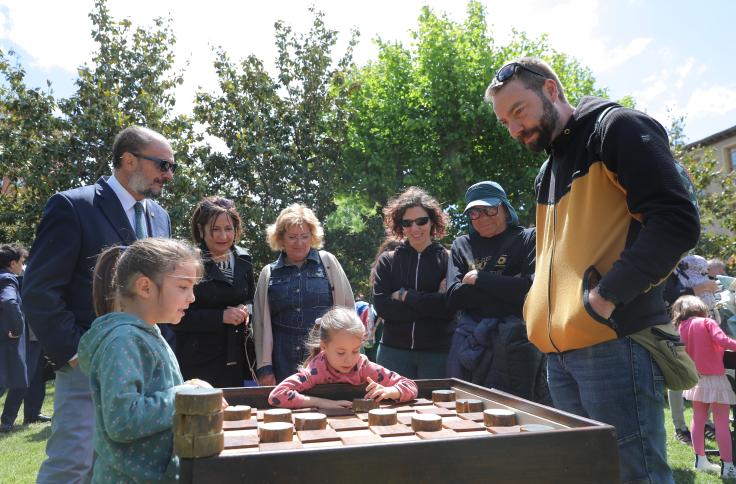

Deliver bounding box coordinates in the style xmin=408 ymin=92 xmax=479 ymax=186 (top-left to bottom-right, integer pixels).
xmin=93 ymin=246 xmax=126 ymax=317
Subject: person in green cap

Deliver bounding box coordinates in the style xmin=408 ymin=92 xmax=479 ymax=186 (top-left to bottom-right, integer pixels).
xmin=446 ymin=181 xmax=549 ymax=404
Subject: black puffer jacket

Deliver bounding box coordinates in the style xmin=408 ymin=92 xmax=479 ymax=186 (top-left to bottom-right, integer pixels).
xmin=373 ymin=241 xmax=455 ymax=352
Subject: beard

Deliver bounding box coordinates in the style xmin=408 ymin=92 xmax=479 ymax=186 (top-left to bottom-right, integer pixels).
xmin=129 ymin=167 xmax=164 ymax=199
xmin=517 ymin=94 xmax=559 ymax=153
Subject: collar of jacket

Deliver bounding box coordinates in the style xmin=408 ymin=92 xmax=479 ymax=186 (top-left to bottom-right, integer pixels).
xmin=395 ymin=239 xmax=444 ymax=255
xmin=273 ymin=247 xmax=320 ymax=269
xmin=548 ymin=96 xmax=618 ymax=155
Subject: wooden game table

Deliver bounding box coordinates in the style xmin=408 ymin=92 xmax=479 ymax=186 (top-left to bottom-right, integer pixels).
xmin=179 ymin=378 xmax=620 ymax=483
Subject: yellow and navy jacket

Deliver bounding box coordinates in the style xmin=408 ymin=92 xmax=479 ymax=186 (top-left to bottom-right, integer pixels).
xmin=524 ymin=97 xmax=700 ymax=354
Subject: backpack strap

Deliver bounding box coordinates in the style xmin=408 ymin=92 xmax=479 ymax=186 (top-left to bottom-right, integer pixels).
xmin=592 ymin=105 xmax=621 ymax=157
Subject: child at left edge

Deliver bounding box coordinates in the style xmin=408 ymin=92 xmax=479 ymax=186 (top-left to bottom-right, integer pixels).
xmin=269 ymin=306 xmax=417 ymax=408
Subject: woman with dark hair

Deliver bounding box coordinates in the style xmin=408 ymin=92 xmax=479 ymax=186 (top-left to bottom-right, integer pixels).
xmin=174 ymin=196 xmax=256 ymax=388
xmin=372 ymin=187 xmax=454 ymax=379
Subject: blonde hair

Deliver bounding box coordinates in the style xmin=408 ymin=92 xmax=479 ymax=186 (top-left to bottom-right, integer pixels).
xmin=92 ymin=238 xmax=204 ymax=316
xmin=671 ymin=295 xmax=709 ymax=326
xmin=301 ymin=306 xmax=365 ymax=368
xmin=266 ymin=204 xmax=324 ymax=252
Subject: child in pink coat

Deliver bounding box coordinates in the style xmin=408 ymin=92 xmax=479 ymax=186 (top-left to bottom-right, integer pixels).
xmin=674 ymin=295 xmax=736 ymax=478
xmin=269 ymin=307 xmax=417 ymax=409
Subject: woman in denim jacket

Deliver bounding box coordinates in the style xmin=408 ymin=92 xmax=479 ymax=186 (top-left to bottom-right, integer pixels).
xmin=252 ymin=204 xmax=355 ymax=385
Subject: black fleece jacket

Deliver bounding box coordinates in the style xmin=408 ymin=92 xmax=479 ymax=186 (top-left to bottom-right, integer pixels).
xmin=373 ymin=240 xmax=454 ymax=352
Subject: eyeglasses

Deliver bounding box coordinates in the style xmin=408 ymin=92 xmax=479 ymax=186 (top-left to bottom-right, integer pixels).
xmin=490 ymin=62 xmax=547 ymax=89
xmin=401 ymin=216 xmax=430 ymax=228
xmin=132 ymin=153 xmax=178 ymax=173
xmin=467 ymin=206 xmax=500 ymax=220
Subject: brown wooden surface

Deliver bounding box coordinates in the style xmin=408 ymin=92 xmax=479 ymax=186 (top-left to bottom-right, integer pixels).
xmin=180 ymin=378 xmax=621 ymax=484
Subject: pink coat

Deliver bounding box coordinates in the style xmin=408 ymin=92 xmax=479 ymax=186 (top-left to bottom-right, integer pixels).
xmin=268 ymin=353 xmax=418 ymax=408
xmin=679 ymin=317 xmax=736 ymax=375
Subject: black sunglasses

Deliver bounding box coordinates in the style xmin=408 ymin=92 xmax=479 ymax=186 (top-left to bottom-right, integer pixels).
xmin=490 ymin=62 xmax=547 ymax=89
xmin=132 ymin=152 xmax=178 ymax=173
xmin=467 ymin=206 xmax=500 ymax=220
xmin=401 ymin=216 xmax=430 ymax=228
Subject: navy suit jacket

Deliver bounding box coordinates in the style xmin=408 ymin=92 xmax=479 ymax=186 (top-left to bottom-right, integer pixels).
xmin=22 ymin=176 xmax=172 ymax=367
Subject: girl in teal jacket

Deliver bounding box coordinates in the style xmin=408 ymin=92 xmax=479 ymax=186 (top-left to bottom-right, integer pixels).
xmin=79 ymin=238 xmax=223 ymax=483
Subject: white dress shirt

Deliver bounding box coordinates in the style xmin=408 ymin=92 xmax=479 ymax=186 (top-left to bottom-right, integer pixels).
xmin=107 ymin=174 xmax=148 ymax=237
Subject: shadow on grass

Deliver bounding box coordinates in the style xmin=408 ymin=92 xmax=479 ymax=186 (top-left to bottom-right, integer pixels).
xmin=24 ymin=424 xmax=51 ymax=442
xmin=673 ymin=468 xmax=697 ymax=484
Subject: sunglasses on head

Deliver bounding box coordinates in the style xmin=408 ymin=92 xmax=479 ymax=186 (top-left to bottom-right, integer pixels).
xmin=401 ymin=216 xmax=430 ymax=228
xmin=132 ymin=152 xmax=178 ymax=173
xmin=467 ymin=205 xmax=500 ymax=220
xmin=490 ymin=62 xmax=547 ymax=89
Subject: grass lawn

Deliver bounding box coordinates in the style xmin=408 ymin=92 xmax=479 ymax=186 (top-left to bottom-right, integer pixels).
xmin=1 ymin=385 xmax=735 ymax=483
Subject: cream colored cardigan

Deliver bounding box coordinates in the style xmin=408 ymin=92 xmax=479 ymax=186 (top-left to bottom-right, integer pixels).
xmin=252 ymin=250 xmax=356 ymax=372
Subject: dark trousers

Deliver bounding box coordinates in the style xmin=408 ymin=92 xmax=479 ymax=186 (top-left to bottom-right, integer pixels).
xmin=1 ymin=341 xmax=46 ymax=425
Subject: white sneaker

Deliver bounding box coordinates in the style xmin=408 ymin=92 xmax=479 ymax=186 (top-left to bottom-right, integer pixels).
xmin=695 ymin=454 xmax=720 ymax=474
xmin=722 ymin=461 xmax=736 ymax=478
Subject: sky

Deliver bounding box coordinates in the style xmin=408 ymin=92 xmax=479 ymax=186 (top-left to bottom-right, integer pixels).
xmin=0 ymin=0 xmax=734 ymax=143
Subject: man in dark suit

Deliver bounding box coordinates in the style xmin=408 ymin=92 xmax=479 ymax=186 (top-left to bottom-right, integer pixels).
xmin=22 ymin=126 xmax=175 ymax=483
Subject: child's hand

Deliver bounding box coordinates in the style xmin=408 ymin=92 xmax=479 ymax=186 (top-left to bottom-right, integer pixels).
xmin=365 ymin=377 xmax=400 ymax=402
xmin=187 ymin=378 xmax=229 ymax=409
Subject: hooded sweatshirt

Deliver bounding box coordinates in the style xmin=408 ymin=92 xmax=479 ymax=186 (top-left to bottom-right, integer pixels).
xmin=78 ymin=312 xmax=191 ymax=483
xmin=525 ymin=97 xmax=700 ymax=353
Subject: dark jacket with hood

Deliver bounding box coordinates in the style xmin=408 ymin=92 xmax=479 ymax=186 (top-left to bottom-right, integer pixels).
xmin=373 ymin=240 xmax=454 ymax=352
xmin=174 ymin=246 xmax=255 ymax=387
xmin=525 ymin=96 xmax=700 ymax=354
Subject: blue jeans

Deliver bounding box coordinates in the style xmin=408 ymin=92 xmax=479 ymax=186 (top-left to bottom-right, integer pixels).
xmin=547 ymin=337 xmax=673 ymax=484
xmin=376 ymin=344 xmax=448 ymax=379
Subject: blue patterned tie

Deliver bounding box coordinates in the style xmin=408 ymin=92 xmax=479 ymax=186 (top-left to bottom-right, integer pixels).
xmin=134 ymin=202 xmax=147 ymax=239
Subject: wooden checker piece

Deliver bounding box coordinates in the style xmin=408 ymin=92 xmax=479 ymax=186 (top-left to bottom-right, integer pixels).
xmin=442 ymin=419 xmax=485 ymax=432
xmin=328 ymin=417 xmax=368 ymax=431
xmin=483 ymin=409 xmax=517 ymax=427
xmin=417 ymin=429 xmax=463 ymax=440
xmin=433 ymin=401 xmax=457 ymax=409
xmin=224 ymin=432 xmax=260 ymax=449
xmin=352 ymin=398 xmax=379 ymax=412
xmin=258 ymin=441 xmax=302 ymax=452
xmin=222 ymin=418 xmax=258 ymax=431
xmin=416 ymin=406 xmax=455 ymax=417
xmin=411 ymin=414 xmax=442 ymax=432
xmin=431 ymin=390 xmax=456 ymax=402
xmin=487 ymin=425 xmax=522 ymax=435
xmin=370 ymin=424 xmax=415 ymax=437
xmin=455 ymin=399 xmax=484 ymax=413
xmin=368 ymin=408 xmax=398 ymax=426
xmin=458 ymin=412 xmax=485 ymax=422
xmin=297 ymin=428 xmax=340 ymax=443
xmin=174 ymin=411 xmax=224 ymax=435
xmin=258 ymin=422 xmax=294 ymax=443
xmin=263 ymin=408 xmax=293 ymax=424
xmin=224 ymin=405 xmax=252 ymax=421
xmin=340 ymin=433 xmax=382 ymax=445
xmin=294 ymin=413 xmax=327 ymax=431
xmin=175 ymin=387 xmax=223 ymax=415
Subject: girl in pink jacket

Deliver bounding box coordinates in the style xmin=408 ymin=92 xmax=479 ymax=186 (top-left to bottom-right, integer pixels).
xmin=674 ymin=295 xmax=736 ymax=478
xmin=269 ymin=307 xmax=417 ymax=409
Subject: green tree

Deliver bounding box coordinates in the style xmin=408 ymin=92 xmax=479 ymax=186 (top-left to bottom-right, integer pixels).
xmin=338 ymin=1 xmax=607 ymax=290
xmin=193 ymin=8 xmax=358 ymax=269
xmin=60 ymin=0 xmax=198 ymax=236
xmin=672 ymin=117 xmax=736 ymax=265
xmin=0 ymin=49 xmax=67 ymax=245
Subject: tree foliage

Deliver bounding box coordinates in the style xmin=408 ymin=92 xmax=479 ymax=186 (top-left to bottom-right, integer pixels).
xmin=193 ymin=8 xmax=358 ymax=268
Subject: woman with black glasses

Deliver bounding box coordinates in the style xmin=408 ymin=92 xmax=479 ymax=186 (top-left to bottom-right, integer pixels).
xmin=372 ymin=187 xmax=454 ymax=379
xmin=446 ymin=181 xmax=549 ymax=404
